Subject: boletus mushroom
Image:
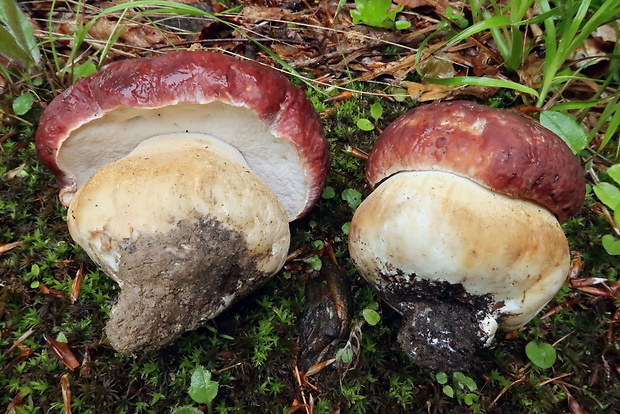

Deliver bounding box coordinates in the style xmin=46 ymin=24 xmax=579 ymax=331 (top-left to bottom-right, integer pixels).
xmin=348 ymin=101 xmax=585 ymax=370
xmin=35 ymin=51 xmax=328 ymax=354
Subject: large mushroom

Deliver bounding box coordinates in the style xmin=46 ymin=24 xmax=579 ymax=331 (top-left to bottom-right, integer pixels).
xmin=348 ymin=101 xmax=585 ymax=370
xmin=35 ymin=51 xmax=329 ymax=354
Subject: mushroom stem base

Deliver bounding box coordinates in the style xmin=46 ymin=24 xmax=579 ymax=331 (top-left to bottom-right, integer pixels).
xmin=397 ymin=298 xmax=491 ymax=371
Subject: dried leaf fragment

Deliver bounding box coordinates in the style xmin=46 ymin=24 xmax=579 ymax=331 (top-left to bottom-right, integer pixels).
xmin=43 ymin=334 xmax=80 ymax=371
xmin=61 ymin=373 xmax=73 ymax=414
xmin=394 ymin=0 xmax=448 ymax=12
xmin=70 ymin=268 xmax=84 ymax=303
xmin=0 ymin=241 xmax=23 ymax=255
xmin=406 ymin=81 xmax=452 ymax=101
xmin=38 ymin=282 xmax=68 ymax=301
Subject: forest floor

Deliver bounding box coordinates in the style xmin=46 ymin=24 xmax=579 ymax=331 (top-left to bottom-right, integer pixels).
xmin=1 ymin=1 xmax=619 ymax=413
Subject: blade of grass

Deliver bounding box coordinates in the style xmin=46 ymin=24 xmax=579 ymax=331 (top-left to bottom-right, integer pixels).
xmin=59 ymin=0 xmax=323 ymax=93
xmin=425 ymin=76 xmax=539 ymax=97
xmin=0 ymin=24 xmax=32 ymax=64
xmin=0 ymin=0 xmax=41 ymax=68
xmin=597 ymin=98 xmax=620 ymax=154
xmin=537 ymin=0 xmax=620 ymax=106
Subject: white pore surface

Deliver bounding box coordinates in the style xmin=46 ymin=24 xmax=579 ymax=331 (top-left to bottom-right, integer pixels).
xmin=57 ymin=103 xmax=305 ymax=220
xmin=349 ymin=171 xmax=570 ymax=330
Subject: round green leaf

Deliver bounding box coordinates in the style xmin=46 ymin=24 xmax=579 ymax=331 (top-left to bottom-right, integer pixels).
xmin=188 ymin=366 xmax=218 ymax=405
xmin=607 ymin=164 xmax=620 ymax=186
xmin=304 ymin=255 xmax=323 ymax=271
xmin=453 ymin=372 xmax=477 ymax=391
xmin=362 ymin=308 xmax=380 ymax=326
xmin=539 ymin=110 xmax=589 ymax=154
xmin=342 ymin=188 xmax=362 ymax=211
xmin=395 ymin=20 xmax=411 ymax=30
xmin=313 ymin=240 xmax=325 ymax=250
xmin=593 ymin=182 xmax=620 ymax=210
xmin=435 ymin=372 xmax=448 ymax=384
xmin=12 ymin=92 xmax=34 ymax=115
xmin=602 ymin=235 xmax=620 ymax=255
xmin=525 ymin=341 xmax=556 ymax=369
xmin=442 ymin=385 xmax=454 ymax=398
xmin=356 ymin=118 xmax=375 ymax=131
xmin=321 ymin=186 xmax=336 ymax=199
xmin=341 ymin=221 xmax=351 ymax=235
xmin=370 ymin=103 xmax=383 ymax=120
xmin=336 ymin=347 xmax=353 ymax=363
xmin=72 ymin=61 xmax=97 ymax=83
xmin=463 ymin=393 xmax=478 ymax=406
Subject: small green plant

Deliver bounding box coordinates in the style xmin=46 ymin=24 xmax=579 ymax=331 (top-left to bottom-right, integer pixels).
xmin=187 ymin=366 xmax=218 ymax=413
xmin=356 ymin=102 xmax=383 ymax=131
xmin=535 ymin=0 xmax=620 ymax=106
xmin=593 ymin=164 xmax=620 ymax=255
xmin=440 ymin=6 xmax=470 ymax=30
xmin=525 ymin=341 xmax=557 ymax=369
xmin=435 ymin=371 xmax=480 ymax=408
xmin=342 ymin=188 xmax=363 ymax=211
xmin=470 ymin=0 xmax=536 ymax=71
xmin=12 ymin=92 xmax=35 ymax=115
xmin=350 ymin=0 xmax=411 ymax=30
xmin=361 ymin=308 xmax=380 ymax=326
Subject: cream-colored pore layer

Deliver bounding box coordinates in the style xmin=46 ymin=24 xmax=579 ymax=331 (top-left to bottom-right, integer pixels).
xmin=67 ymin=135 xmax=290 ymax=277
xmin=349 ymin=171 xmax=570 ymax=329
xmin=58 ymin=102 xmax=305 ymax=220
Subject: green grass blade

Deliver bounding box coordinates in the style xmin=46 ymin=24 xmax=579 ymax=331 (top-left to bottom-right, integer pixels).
xmin=443 ymin=15 xmax=511 ymax=49
xmin=425 ymin=76 xmax=539 ymax=97
xmin=60 ymin=0 xmax=323 ymax=93
xmin=0 ymin=0 xmax=41 ymax=68
xmin=504 ymin=27 xmax=523 ymax=71
xmin=551 ymin=98 xmax=608 ymax=111
xmin=600 ymin=100 xmax=620 ymax=154
xmin=0 ymin=24 xmax=31 ymax=65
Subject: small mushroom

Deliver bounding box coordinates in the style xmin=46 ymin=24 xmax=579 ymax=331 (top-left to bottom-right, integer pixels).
xmin=35 ymin=51 xmax=329 ymax=354
xmin=348 ymin=101 xmax=585 ymax=370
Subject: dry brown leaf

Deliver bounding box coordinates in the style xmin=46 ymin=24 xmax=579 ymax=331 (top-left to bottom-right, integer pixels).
xmin=38 ymin=282 xmax=68 ymax=301
xmin=518 ymin=53 xmax=545 ymax=89
xmin=405 ymin=81 xmax=498 ymax=102
xmin=240 ymin=5 xmax=294 ymax=21
xmin=394 ymin=0 xmax=449 ymax=12
xmin=5 ymin=391 xmax=25 ymax=413
xmin=70 ymin=268 xmax=84 ymax=303
xmin=0 ymin=241 xmax=23 ymax=255
xmin=88 ymin=19 xmax=172 ymax=48
xmin=61 ymin=373 xmax=72 ymax=414
xmin=5 ymin=163 xmax=26 ymax=180
xmin=43 ymin=334 xmax=80 ymax=371
xmin=406 ymin=81 xmax=452 ymax=101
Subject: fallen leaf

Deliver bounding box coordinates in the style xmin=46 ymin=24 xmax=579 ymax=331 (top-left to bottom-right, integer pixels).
xmin=38 ymin=282 xmax=68 ymax=301
xmin=394 ymin=0 xmax=449 ymax=12
xmin=61 ymin=373 xmax=72 ymax=414
xmin=70 ymin=268 xmax=84 ymax=303
xmin=0 ymin=241 xmax=23 ymax=255
xmin=406 ymin=81 xmax=452 ymax=101
xmin=5 ymin=163 xmax=26 ymax=179
xmin=43 ymin=334 xmax=80 ymax=371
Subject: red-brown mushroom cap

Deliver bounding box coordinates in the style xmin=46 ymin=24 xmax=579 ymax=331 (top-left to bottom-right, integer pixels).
xmin=35 ymin=50 xmax=328 ymax=220
xmin=366 ymin=101 xmax=585 ymax=222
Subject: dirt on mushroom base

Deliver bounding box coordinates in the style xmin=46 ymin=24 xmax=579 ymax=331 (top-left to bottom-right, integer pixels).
xmin=380 ymin=277 xmax=495 ymax=371
xmin=106 ymin=215 xmax=272 ymax=354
